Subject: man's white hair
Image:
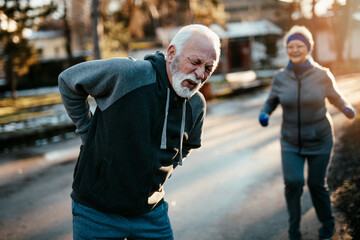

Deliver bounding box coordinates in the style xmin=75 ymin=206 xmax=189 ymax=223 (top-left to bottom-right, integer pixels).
xmin=283 ymin=25 xmax=314 ymax=51
xmin=169 ymin=24 xmax=221 ymax=66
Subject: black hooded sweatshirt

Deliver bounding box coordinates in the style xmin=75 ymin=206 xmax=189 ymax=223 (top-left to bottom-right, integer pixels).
xmin=58 ymin=52 xmax=206 ymax=216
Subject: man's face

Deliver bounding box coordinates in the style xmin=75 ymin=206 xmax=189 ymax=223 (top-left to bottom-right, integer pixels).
xmin=168 ymin=34 xmax=218 ymax=98
xmin=170 ymin=55 xmax=202 ymax=98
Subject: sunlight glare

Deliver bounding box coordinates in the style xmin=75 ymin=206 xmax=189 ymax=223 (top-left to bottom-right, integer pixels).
xmin=23 ymin=28 xmax=33 ymax=38
xmin=0 ymin=14 xmax=17 ymax=32
xmin=30 ymin=0 xmax=51 ymax=7
xmin=315 ymin=0 xmax=332 ymax=16
xmin=299 ymin=0 xmax=347 ymax=18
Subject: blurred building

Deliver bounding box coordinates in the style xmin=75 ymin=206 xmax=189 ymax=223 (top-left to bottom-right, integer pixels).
xmin=212 ymin=19 xmax=285 ymax=72
xmin=296 ymin=16 xmax=360 ymax=70
xmin=28 ymin=30 xmax=67 ymax=61
xmin=10 ymin=0 xmax=360 ymax=91
xmin=22 ymin=25 xmax=91 ymax=89
xmin=28 ymin=30 xmax=91 ymax=62
xmin=221 ymin=0 xmax=291 ymax=28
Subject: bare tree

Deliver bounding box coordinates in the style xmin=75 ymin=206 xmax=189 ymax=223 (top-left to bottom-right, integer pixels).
xmin=0 ymin=0 xmax=56 ymax=98
xmin=62 ymin=0 xmax=74 ymax=66
xmin=92 ymin=0 xmax=101 ymax=59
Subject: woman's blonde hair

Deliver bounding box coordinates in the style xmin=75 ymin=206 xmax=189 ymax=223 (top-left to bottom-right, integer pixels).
xmin=283 ymin=25 xmax=314 ymax=52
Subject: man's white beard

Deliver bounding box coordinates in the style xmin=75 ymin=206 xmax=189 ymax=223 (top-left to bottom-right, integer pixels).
xmin=170 ymin=56 xmax=203 ymax=98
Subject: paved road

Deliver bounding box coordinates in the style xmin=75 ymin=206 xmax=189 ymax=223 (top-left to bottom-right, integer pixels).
xmin=0 ymin=73 xmax=359 ymax=240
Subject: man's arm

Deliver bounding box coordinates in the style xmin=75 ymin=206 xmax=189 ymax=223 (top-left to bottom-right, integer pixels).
xmin=58 ymin=57 xmax=156 ymax=143
xmin=58 ymin=59 xmax=120 ymax=143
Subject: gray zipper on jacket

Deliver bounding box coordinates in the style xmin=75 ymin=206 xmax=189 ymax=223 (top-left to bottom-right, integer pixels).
xmin=296 ymin=74 xmax=302 ymax=154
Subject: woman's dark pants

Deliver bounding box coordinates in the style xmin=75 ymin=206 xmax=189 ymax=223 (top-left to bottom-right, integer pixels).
xmin=281 ymin=151 xmax=334 ymax=239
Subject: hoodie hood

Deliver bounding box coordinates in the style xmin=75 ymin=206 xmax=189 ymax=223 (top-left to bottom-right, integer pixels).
xmin=145 ymin=51 xmax=170 ymax=88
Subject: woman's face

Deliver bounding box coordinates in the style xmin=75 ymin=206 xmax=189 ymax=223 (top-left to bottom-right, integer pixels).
xmin=286 ymin=39 xmax=309 ymax=65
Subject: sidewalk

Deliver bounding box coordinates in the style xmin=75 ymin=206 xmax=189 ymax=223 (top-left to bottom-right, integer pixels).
xmin=0 ymin=86 xmax=102 ymax=151
xmin=0 ymin=87 xmax=76 ymax=151
xmin=276 ymin=207 xmax=344 ymax=240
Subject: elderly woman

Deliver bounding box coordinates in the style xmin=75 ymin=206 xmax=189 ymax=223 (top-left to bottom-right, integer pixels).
xmin=259 ymin=25 xmax=356 ymax=240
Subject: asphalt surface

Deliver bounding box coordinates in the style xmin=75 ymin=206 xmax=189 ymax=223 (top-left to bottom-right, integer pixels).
xmin=1 ymin=73 xmax=359 ymax=239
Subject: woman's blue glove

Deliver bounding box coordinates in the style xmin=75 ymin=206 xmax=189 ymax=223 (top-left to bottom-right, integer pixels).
xmin=343 ymin=105 xmax=356 ymax=119
xmin=259 ymin=113 xmax=269 ymax=127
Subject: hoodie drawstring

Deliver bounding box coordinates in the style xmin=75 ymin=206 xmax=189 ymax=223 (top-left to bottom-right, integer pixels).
xmin=160 ymin=88 xmax=186 ymax=166
xmin=178 ymin=100 xmax=186 ymax=166
xmin=160 ymin=88 xmax=170 ymax=149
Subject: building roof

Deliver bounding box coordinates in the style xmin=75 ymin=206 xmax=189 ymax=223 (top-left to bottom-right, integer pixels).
xmin=211 ymin=19 xmax=283 ymax=39
xmin=27 ymin=30 xmax=63 ymax=40
xmin=155 ymin=19 xmax=282 ymax=46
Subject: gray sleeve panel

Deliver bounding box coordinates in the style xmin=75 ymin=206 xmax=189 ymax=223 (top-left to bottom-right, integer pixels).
xmin=58 ymin=57 xmax=156 ymax=139
xmin=261 ymin=73 xmax=280 ymax=115
xmin=323 ymin=69 xmax=349 ymax=111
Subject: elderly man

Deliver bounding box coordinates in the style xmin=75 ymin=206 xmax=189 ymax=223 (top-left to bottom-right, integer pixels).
xmin=58 ymin=24 xmax=220 ymax=240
